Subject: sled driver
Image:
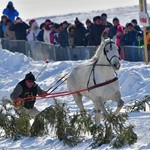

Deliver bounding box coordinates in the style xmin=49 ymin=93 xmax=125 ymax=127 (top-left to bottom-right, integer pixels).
xmin=10 ymin=72 xmax=47 ymax=117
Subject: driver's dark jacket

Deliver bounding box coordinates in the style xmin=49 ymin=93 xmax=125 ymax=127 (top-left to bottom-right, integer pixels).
xmin=10 ymin=79 xmax=46 ymax=109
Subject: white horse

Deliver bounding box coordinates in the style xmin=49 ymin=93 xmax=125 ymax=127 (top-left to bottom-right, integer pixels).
xmin=67 ymin=38 xmax=124 ymax=125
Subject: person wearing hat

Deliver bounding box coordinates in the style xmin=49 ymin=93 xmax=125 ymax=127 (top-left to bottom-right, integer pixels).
xmin=26 ymin=19 xmax=40 ymax=41
xmin=2 ymin=1 xmax=19 ymax=23
xmin=10 ymin=72 xmax=47 ymax=117
xmin=43 ymin=20 xmax=53 ymax=44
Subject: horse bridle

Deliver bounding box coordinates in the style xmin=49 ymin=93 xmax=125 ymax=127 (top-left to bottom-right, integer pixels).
xmin=87 ymin=40 xmax=119 ymax=89
xmin=103 ymin=40 xmax=119 ymax=66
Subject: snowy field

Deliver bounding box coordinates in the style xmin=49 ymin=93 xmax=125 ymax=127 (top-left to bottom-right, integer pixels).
xmin=0 ymin=3 xmax=150 ymax=150
xmin=0 ymin=46 xmax=150 ymax=150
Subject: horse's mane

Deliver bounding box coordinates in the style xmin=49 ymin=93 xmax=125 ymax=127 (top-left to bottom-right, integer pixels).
xmin=91 ymin=41 xmax=104 ymax=62
xmin=91 ymin=38 xmax=113 ymax=62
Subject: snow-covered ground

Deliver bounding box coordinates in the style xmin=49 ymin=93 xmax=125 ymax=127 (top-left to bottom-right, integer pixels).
xmin=0 ymin=47 xmax=150 ymax=150
xmin=0 ymin=4 xmax=150 ymax=150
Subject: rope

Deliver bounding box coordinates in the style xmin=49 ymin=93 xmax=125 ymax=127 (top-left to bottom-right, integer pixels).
xmin=46 ymin=73 xmax=69 ymax=92
xmin=19 ymin=77 xmax=118 ymax=102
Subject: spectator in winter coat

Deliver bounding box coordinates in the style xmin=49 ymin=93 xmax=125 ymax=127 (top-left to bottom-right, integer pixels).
xmin=74 ymin=18 xmax=87 ymax=46
xmin=131 ymin=19 xmax=142 ymax=32
xmin=108 ymin=17 xmax=123 ymax=39
xmin=37 ymin=22 xmax=45 ymax=42
xmin=4 ymin=19 xmax=16 ymax=40
xmin=121 ymin=23 xmax=143 ymax=61
xmin=43 ymin=23 xmax=56 ymax=44
xmin=101 ymin=13 xmax=113 ymax=29
xmin=85 ymin=19 xmax=94 ymax=45
xmin=0 ymin=15 xmax=8 ymax=38
xmin=67 ymin=24 xmax=76 ymax=47
xmin=26 ymin=19 xmax=40 ymax=41
xmin=53 ymin=23 xmax=61 ymax=45
xmin=43 ymin=25 xmax=51 ymax=44
xmin=116 ymin=25 xmax=124 ymax=46
xmin=134 ymin=32 xmax=144 ymax=46
xmin=10 ymin=17 xmax=30 ymax=40
xmin=43 ymin=19 xmax=52 ymax=44
xmin=85 ymin=19 xmax=93 ymax=33
xmin=90 ymin=16 xmax=105 ymax=46
xmin=120 ymin=23 xmax=139 ymax=46
xmin=27 ymin=19 xmax=36 ymax=35
xmin=49 ymin=23 xmax=56 ymax=44
xmin=116 ymin=25 xmax=124 ymax=59
xmin=10 ymin=72 xmax=47 ymax=117
xmin=59 ymin=21 xmax=69 ymax=47
xmin=2 ymin=1 xmax=19 ymax=23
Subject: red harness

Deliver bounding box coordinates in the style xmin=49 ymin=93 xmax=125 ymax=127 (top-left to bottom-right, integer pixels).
xmin=20 ymin=77 xmax=118 ymax=102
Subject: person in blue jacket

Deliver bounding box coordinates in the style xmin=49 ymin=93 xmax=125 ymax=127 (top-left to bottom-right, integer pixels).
xmin=2 ymin=1 xmax=19 ymax=23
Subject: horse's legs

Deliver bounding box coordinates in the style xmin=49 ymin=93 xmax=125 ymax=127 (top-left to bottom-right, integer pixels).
xmin=93 ymin=108 xmax=101 ymax=125
xmin=114 ymin=98 xmax=124 ymax=115
xmin=73 ymin=94 xmax=86 ymax=118
xmin=93 ymin=98 xmax=108 ymax=125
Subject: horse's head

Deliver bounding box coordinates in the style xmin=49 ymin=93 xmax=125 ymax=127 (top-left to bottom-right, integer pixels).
xmin=102 ymin=37 xmax=120 ymax=70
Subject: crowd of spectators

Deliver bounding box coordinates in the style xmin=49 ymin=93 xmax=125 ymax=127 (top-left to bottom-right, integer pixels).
xmin=0 ymin=1 xmax=145 ymax=54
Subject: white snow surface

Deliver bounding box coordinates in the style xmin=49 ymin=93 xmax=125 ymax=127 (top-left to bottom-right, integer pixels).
xmin=0 ymin=5 xmax=150 ymax=150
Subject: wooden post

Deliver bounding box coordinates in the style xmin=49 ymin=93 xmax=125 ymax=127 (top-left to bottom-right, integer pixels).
xmin=143 ymin=27 xmax=148 ymax=64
